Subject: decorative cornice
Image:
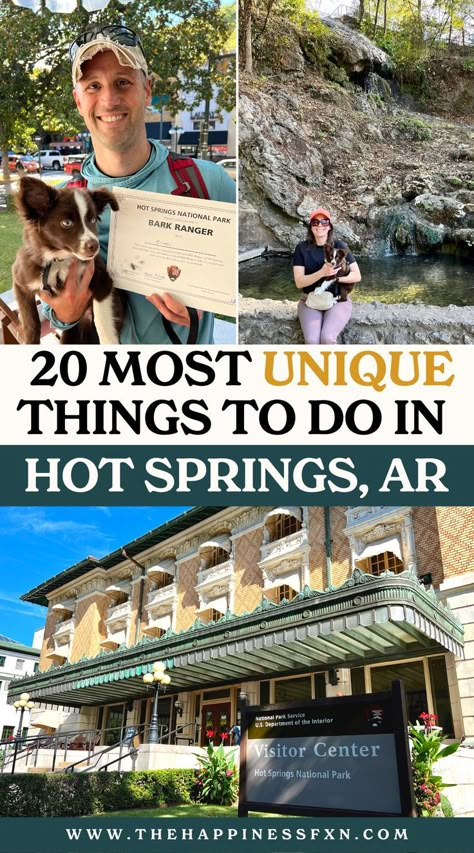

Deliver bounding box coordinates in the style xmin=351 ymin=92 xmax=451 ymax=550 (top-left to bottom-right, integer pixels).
xmin=9 ymin=569 xmax=464 ymax=699
xmin=229 ymin=508 xmax=268 ymax=537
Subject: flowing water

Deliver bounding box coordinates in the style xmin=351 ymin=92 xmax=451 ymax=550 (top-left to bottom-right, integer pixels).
xmin=239 ymin=255 xmax=474 ymax=307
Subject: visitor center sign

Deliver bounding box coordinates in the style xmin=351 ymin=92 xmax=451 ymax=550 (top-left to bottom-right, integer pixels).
xmin=239 ymin=681 xmax=416 ymax=817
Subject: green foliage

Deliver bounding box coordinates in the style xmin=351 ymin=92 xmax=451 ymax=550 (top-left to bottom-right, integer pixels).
xmin=0 ymin=0 xmax=234 ymax=166
xmin=301 ymin=18 xmax=332 ymax=71
xmin=409 ymin=712 xmax=460 ymax=817
xmin=250 ymin=1 xmax=327 ymax=72
xmin=0 ymin=205 xmax=23 ymax=294
xmin=325 ymin=63 xmax=349 ymax=88
xmin=393 ymin=116 xmax=432 ymax=141
xmin=440 ymin=793 xmax=454 ymax=817
xmin=194 ymin=744 xmax=239 ymax=806
xmin=0 ymin=770 xmax=195 ymax=817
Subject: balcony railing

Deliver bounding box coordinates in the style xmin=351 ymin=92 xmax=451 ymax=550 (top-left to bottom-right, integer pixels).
xmin=52 ymin=618 xmax=75 ymax=641
xmin=147 ymin=582 xmax=177 ymax=609
xmin=196 ymin=558 xmax=233 ymax=592
xmin=105 ymin=600 xmax=131 ymax=626
xmin=345 ymin=507 xmax=400 ymax=528
xmin=260 ymin=528 xmax=308 ymax=563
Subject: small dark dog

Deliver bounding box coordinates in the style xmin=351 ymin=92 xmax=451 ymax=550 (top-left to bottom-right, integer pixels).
xmin=323 ymin=242 xmax=351 ymax=302
xmin=13 ymin=176 xmax=122 ymax=344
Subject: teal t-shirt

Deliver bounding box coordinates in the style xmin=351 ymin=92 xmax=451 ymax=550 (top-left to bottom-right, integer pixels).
xmin=44 ymin=141 xmax=236 ymax=344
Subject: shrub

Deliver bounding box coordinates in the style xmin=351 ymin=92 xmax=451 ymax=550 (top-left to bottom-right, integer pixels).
xmin=409 ymin=712 xmax=460 ymax=817
xmin=326 ymin=64 xmax=349 ymax=87
xmin=0 ymin=770 xmax=195 ymax=816
xmin=193 ymin=744 xmax=239 ymax=806
xmin=393 ymin=116 xmax=432 ymax=141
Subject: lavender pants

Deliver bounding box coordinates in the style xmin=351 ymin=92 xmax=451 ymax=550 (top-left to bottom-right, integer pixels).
xmin=298 ymin=298 xmax=352 ymax=344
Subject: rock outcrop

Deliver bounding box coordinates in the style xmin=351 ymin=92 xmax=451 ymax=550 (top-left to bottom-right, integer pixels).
xmin=239 ymin=20 xmax=474 ymax=262
xmin=239 ymin=298 xmax=474 ymax=345
xmin=320 ymin=17 xmax=394 ymax=78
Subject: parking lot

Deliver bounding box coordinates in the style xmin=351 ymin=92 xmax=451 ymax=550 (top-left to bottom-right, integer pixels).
xmin=0 ymin=169 xmax=68 ymax=209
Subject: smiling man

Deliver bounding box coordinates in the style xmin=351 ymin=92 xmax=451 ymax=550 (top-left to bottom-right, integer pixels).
xmin=41 ymin=24 xmax=236 ymax=344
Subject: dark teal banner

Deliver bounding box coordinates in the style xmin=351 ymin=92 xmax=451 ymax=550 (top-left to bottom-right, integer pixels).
xmin=0 ymin=817 xmax=473 ymax=852
xmin=0 ymin=445 xmax=471 ymax=505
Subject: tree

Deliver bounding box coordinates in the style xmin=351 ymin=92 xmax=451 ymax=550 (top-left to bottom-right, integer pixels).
xmin=0 ymin=2 xmax=73 ymax=191
xmin=238 ymin=0 xmax=313 ymax=74
xmin=0 ymin=0 xmax=235 ymax=192
xmin=240 ymin=0 xmax=254 ymax=73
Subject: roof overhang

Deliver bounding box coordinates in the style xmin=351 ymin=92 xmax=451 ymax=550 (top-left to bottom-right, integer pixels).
xmin=9 ymin=569 xmax=464 ymax=708
xmin=21 ymin=507 xmax=222 ymax=606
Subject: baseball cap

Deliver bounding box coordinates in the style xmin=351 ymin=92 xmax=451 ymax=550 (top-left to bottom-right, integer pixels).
xmin=309 ymin=208 xmax=332 ymax=222
xmin=70 ymin=24 xmax=148 ymax=86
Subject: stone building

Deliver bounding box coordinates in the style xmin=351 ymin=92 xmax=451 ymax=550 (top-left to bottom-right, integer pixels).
xmin=0 ymin=636 xmax=39 ymax=742
xmin=8 ymin=506 xmax=472 ymax=758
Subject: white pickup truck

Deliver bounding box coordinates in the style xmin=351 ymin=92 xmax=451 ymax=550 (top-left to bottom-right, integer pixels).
xmin=36 ymin=149 xmax=65 ymax=171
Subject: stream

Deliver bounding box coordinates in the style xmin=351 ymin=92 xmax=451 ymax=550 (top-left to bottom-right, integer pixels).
xmin=239 ymin=255 xmax=474 ymax=307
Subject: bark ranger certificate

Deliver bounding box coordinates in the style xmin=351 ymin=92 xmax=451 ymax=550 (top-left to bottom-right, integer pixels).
xmin=107 ymin=188 xmax=236 ymax=316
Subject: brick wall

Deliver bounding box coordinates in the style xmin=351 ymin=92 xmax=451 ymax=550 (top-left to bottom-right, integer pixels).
xmin=38 ymin=608 xmax=58 ymax=671
xmin=70 ymin=593 xmax=108 ymax=661
xmin=234 ymin=526 xmax=265 ymax=613
xmin=307 ymin=507 xmax=351 ymax=590
xmin=308 ymin=507 xmax=326 ymax=589
xmin=129 ymin=575 xmax=145 ymax=644
xmin=436 ymin=508 xmax=474 ymax=580
xmin=176 ymin=555 xmax=200 ymax=631
xmin=330 ymin=507 xmax=352 ymax=588
xmin=412 ymin=507 xmax=444 ymax=586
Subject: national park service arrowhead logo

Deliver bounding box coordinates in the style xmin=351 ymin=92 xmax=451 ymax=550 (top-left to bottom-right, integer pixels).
xmin=167 ymin=265 xmax=181 ymax=282
xmin=366 ymin=706 xmax=384 ymax=728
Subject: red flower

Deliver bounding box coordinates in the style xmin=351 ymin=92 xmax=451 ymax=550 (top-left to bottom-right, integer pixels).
xmin=221 ymin=731 xmax=229 ymax=741
xmin=206 ymin=729 xmax=215 ymax=738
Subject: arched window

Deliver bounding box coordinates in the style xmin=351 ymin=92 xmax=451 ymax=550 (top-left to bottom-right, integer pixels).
xmin=364 ymin=551 xmax=404 ymax=576
xmin=265 ymin=508 xmax=302 ymax=543
xmin=152 ymin=572 xmax=174 ymax=591
xmin=355 ymin=535 xmax=404 ymax=576
xmin=199 ymin=534 xmax=231 ymax=570
xmin=205 ymin=546 xmax=229 ymax=569
xmin=276 ymin=584 xmax=296 ymax=603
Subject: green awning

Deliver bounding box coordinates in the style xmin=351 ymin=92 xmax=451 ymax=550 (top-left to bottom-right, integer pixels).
xmin=9 ymin=569 xmax=464 ymax=708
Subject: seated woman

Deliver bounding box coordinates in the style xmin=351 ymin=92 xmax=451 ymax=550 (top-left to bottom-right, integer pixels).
xmin=293 ymin=208 xmax=361 ymax=344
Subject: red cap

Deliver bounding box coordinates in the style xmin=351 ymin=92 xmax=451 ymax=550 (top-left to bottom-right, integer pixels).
xmin=309 ymin=208 xmax=331 ymax=222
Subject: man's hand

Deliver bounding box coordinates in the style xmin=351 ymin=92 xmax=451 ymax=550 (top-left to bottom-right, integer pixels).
xmin=41 ymin=259 xmax=94 ymax=324
xmin=146 ymin=292 xmax=202 ymax=327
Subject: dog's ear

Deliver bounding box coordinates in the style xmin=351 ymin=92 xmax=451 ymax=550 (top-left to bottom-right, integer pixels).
xmin=90 ymin=188 xmax=119 ymax=215
xmin=324 ymin=241 xmax=334 ymax=260
xmin=16 ymin=176 xmax=57 ymax=221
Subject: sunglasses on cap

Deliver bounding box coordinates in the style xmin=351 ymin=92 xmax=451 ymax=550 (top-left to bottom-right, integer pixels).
xmin=310 ymin=218 xmax=331 ymax=227
xmin=69 ymin=24 xmax=145 ymax=64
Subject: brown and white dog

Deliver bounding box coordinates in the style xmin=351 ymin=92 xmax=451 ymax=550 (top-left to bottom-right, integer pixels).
xmin=322 ymin=243 xmax=351 ymax=301
xmin=13 ymin=176 xmax=122 ymax=344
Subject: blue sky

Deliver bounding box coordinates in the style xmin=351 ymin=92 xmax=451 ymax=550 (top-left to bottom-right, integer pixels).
xmin=0 ymin=507 xmax=190 ymax=648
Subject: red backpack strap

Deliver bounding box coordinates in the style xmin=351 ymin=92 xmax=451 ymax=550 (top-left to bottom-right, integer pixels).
xmin=167 ymin=152 xmax=210 ymax=199
xmin=67 ymin=176 xmax=88 ymax=188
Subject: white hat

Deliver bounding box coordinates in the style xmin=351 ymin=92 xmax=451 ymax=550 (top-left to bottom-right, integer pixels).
xmin=72 ymin=36 xmax=148 ymax=86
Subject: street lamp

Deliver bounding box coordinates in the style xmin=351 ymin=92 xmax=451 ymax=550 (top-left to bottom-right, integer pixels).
xmin=143 ymin=662 xmax=171 ymax=744
xmin=169 ymin=125 xmax=183 ymax=154
xmin=14 ymin=692 xmax=35 ymax=739
xmin=11 ymin=692 xmax=34 ymax=774
xmin=33 ymin=135 xmax=42 ymax=178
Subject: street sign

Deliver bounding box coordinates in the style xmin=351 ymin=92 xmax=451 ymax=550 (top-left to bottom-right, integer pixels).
xmin=152 ymin=95 xmax=170 ymax=106
xmin=239 ymin=681 xmax=415 ymax=818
